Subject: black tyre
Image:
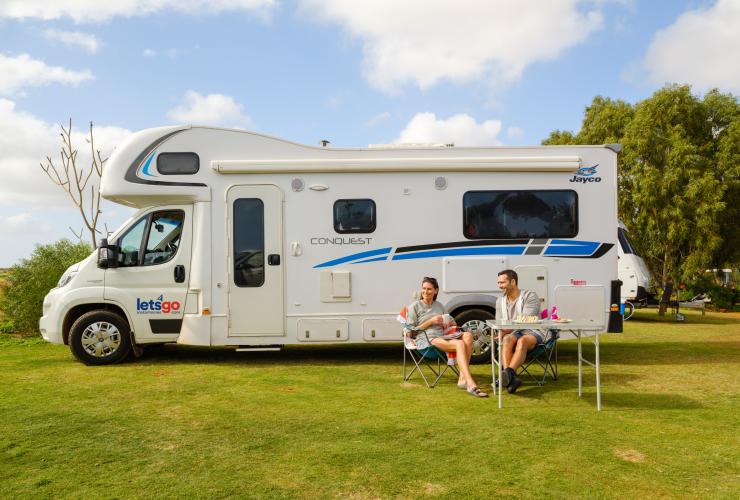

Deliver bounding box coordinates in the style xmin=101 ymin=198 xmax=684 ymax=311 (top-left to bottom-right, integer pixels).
xmin=69 ymin=311 xmax=132 ymax=366
xmin=453 ymin=308 xmax=495 ymax=365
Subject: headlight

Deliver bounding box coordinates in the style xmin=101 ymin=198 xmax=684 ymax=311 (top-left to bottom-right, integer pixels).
xmin=57 ymin=270 xmax=78 ymax=288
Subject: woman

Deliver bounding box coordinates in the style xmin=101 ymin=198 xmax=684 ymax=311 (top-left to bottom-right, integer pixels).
xmin=406 ymin=277 xmax=488 ymax=398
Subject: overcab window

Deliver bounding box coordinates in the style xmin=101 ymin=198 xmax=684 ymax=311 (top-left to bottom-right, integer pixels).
xmin=334 ymin=199 xmax=376 ymax=234
xmin=463 ymin=190 xmax=578 ymax=239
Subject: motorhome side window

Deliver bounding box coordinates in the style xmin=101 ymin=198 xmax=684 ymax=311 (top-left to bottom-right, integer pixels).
xmin=116 ymin=210 xmax=184 ymax=267
xmin=463 ymin=190 xmax=578 ymax=239
xmin=334 ymin=199 xmax=376 ymax=233
xmin=233 ymin=198 xmax=265 ymax=287
xmin=618 ymin=227 xmax=635 ymax=254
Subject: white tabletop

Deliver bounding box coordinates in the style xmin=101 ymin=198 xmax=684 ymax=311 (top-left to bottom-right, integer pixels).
xmin=486 ymin=319 xmax=605 ymax=331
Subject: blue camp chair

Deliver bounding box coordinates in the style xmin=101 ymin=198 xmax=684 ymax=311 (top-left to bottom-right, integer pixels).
xmin=402 ymin=327 xmax=459 ymax=388
xmin=518 ymin=330 xmax=559 ymax=386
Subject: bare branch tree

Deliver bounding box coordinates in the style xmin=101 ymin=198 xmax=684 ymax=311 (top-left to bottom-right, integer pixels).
xmin=40 ymin=119 xmax=108 ymax=249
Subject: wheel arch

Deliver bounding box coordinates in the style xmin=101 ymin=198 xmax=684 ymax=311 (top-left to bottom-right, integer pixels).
xmin=62 ymin=302 xmax=131 ymax=345
xmin=444 ymin=293 xmax=498 ymax=319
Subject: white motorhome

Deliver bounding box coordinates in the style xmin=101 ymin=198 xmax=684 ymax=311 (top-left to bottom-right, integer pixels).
xmin=617 ymin=221 xmax=652 ymax=302
xmin=39 ymin=125 xmax=622 ymax=365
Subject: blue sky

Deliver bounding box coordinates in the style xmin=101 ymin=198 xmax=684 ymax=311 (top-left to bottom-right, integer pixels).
xmin=0 ymin=0 xmax=738 ymax=266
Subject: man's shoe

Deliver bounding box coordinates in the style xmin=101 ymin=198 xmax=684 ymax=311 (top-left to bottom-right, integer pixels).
xmin=500 ymin=369 xmax=510 ymax=388
xmin=506 ymin=375 xmax=522 ymax=394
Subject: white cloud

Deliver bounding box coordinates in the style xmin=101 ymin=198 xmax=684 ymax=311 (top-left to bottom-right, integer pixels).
xmin=300 ymin=0 xmax=603 ymax=92
xmin=167 ymin=90 xmax=255 ymax=129
xmin=395 ymin=113 xmax=503 ymax=147
xmin=143 ymin=48 xmax=157 ymax=57
xmin=0 ymin=98 xmax=131 ymax=207
xmin=43 ymin=29 xmax=101 ymax=53
xmin=363 ymin=111 xmax=391 ymax=127
xmin=0 ymin=53 xmax=93 ymax=96
xmin=506 ymin=126 xmax=524 ymax=141
xmin=0 ymin=0 xmax=277 ymax=23
xmin=0 ymin=213 xmax=33 ymax=233
xmin=641 ymin=0 xmax=740 ymax=92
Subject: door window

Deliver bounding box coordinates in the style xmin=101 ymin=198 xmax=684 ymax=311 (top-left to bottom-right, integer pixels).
xmin=116 ymin=210 xmax=184 ymax=267
xmin=143 ymin=211 xmax=184 ymax=265
xmin=233 ymin=198 xmax=265 ymax=287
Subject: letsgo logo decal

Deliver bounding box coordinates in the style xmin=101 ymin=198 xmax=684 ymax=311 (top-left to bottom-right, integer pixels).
xmin=136 ymin=294 xmax=181 ymax=314
xmin=570 ymin=165 xmax=602 ymax=183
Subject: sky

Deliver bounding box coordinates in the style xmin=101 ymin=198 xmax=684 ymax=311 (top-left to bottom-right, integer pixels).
xmin=0 ymin=0 xmax=738 ymax=266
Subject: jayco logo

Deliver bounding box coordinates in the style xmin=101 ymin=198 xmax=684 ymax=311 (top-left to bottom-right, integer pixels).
xmin=570 ymin=165 xmax=602 ymax=183
xmin=136 ymin=294 xmax=181 ymax=314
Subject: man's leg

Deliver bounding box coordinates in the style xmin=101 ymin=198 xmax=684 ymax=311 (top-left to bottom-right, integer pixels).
xmin=502 ymin=333 xmax=517 ymax=370
xmin=509 ymin=334 xmax=538 ymax=371
xmin=506 ymin=334 xmax=538 ymax=394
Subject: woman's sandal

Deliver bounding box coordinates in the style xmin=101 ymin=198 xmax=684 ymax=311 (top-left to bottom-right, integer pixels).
xmin=467 ymin=386 xmax=489 ymax=398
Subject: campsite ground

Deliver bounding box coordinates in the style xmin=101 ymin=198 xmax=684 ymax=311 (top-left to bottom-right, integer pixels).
xmin=1 ymin=310 xmax=738 ymax=498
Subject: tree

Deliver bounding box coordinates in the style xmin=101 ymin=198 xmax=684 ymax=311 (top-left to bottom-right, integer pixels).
xmin=543 ymin=85 xmax=739 ymax=286
xmin=0 ymin=240 xmax=91 ymax=334
xmin=41 ymin=120 xmax=107 ymax=249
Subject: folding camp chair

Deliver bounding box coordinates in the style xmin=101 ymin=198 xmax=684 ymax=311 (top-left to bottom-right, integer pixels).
xmin=402 ymin=327 xmax=459 ymax=388
xmin=517 ymin=330 xmax=559 ymax=386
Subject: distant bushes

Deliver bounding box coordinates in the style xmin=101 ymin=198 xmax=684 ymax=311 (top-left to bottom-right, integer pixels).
xmin=0 ymin=240 xmax=91 ymax=335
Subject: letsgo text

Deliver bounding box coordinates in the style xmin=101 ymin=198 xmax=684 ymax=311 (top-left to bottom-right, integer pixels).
xmin=136 ymin=295 xmax=181 ymax=314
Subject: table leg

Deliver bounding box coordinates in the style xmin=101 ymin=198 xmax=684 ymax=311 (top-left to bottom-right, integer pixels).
xmin=498 ymin=332 xmax=503 ymax=409
xmin=490 ymin=334 xmax=496 ymax=397
xmin=577 ymin=330 xmax=583 ymax=398
xmin=595 ymin=330 xmax=601 ymax=411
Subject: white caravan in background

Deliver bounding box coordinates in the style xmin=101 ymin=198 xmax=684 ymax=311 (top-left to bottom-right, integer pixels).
xmin=617 ymin=221 xmax=652 ymax=302
xmin=39 ymin=125 xmax=623 ymax=365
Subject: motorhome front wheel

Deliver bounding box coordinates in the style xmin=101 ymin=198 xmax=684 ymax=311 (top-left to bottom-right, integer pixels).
xmin=69 ymin=311 xmax=132 ymax=365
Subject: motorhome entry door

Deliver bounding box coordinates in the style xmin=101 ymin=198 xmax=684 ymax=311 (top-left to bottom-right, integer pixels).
xmin=227 ymin=185 xmax=285 ymax=336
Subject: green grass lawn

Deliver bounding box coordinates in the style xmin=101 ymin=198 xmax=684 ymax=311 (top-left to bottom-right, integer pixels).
xmin=1 ymin=310 xmax=738 ymax=498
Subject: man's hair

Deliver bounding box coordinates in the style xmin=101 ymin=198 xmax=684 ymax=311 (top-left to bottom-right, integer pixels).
xmin=497 ymin=269 xmax=518 ymax=284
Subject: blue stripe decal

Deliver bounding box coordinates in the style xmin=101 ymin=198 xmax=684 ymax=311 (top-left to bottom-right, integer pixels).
xmin=140 ymin=153 xmax=155 ymax=177
xmin=550 ymin=239 xmax=597 ymax=246
xmin=392 ymin=246 xmax=525 ymax=261
xmin=544 ymin=241 xmax=599 ymax=256
xmin=352 ymin=256 xmax=389 ymax=264
xmin=313 ymin=247 xmax=391 ymax=268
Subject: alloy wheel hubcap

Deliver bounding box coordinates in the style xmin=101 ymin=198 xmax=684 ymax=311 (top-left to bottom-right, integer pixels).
xmin=80 ymin=321 xmax=121 ymax=358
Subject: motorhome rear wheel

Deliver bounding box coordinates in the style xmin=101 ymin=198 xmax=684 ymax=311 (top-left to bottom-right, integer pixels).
xmin=454 ymin=308 xmax=495 ymax=364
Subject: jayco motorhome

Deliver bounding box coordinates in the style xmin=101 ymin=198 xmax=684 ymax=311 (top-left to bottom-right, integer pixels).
xmin=40 ymin=125 xmax=623 ymax=365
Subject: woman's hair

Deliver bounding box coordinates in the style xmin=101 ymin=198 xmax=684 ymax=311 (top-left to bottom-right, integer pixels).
xmin=422 ymin=276 xmax=439 ymax=301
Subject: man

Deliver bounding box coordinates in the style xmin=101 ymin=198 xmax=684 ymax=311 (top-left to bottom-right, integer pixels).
xmin=495 ymin=269 xmax=543 ymax=393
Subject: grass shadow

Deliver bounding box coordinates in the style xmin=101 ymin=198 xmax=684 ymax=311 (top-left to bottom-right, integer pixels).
xmin=556 ymin=341 xmax=740 ymax=365
xmin=138 ymin=342 xmax=404 ymax=366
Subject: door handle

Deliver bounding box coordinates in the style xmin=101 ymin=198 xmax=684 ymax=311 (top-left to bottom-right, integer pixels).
xmin=268 ymin=254 xmax=281 ymax=266
xmin=174 ymin=265 xmax=186 ymax=283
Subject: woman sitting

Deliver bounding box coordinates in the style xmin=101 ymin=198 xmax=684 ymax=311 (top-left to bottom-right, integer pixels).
xmin=406 ymin=277 xmax=488 ymax=398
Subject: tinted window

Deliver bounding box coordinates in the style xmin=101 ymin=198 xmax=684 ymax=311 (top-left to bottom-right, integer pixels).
xmin=618 ymin=227 xmax=635 ymax=254
xmin=157 ymin=153 xmax=200 ymax=175
xmin=116 ymin=211 xmax=184 ymax=267
xmin=143 ymin=211 xmax=184 ymax=265
xmin=463 ymin=190 xmax=578 ymax=239
xmin=233 ymin=198 xmax=265 ymax=287
xmin=334 ymin=199 xmax=376 ymax=233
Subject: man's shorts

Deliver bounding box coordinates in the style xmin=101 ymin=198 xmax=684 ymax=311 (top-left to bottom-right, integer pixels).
xmin=512 ymin=330 xmax=544 ymax=344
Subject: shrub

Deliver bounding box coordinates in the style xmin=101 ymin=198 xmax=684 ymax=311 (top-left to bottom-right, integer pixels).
xmin=0 ymin=240 xmax=92 ymax=334
xmin=707 ymin=285 xmax=736 ymax=311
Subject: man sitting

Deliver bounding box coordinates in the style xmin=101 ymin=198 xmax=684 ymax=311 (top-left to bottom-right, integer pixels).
xmin=495 ymin=269 xmax=543 ymax=393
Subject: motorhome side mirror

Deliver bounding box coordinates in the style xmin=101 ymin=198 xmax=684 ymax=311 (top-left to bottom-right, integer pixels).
xmin=97 ymin=239 xmax=119 ymax=269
